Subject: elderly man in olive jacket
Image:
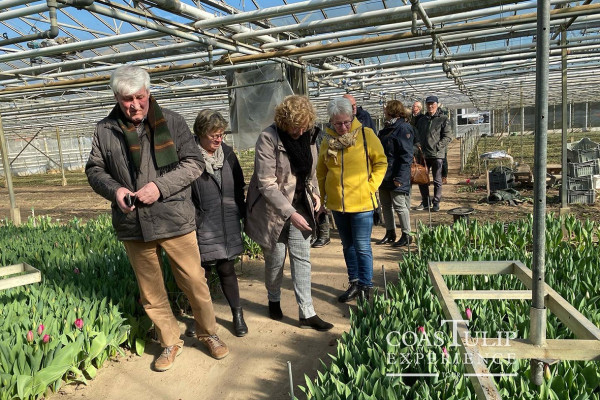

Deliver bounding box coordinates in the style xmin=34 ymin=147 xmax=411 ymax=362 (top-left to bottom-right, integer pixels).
xmin=86 ymin=65 xmax=228 ymax=373
xmin=414 ymin=96 xmax=454 ymax=212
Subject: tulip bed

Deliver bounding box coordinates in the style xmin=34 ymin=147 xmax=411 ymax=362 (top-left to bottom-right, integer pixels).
xmin=302 ymin=214 xmax=600 ymax=399
xmin=0 ymin=216 xmax=155 ymax=400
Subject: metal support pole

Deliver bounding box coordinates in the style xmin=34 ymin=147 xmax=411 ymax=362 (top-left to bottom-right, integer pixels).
xmin=560 ymin=29 xmax=569 ymax=214
xmin=382 ymin=265 xmax=388 ymax=300
xmin=0 ymin=115 xmax=21 ymax=225
xmin=569 ymin=101 xmax=572 ymax=133
xmin=55 ymin=127 xmax=67 ymax=186
xmin=530 ymin=0 xmax=550 ymax=386
xmin=520 ymin=85 xmax=525 ymax=163
xmin=507 ymin=98 xmax=511 ymax=136
xmin=585 ymin=102 xmax=589 ymax=132
xmin=287 ymin=361 xmax=294 ymax=399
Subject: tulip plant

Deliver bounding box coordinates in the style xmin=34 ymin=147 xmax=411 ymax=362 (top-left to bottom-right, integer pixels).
xmin=302 ymin=214 xmax=600 ymax=399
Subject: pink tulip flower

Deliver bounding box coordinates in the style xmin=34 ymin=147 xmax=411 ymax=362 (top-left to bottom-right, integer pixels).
xmin=418 ymin=326 xmax=426 ymax=335
xmin=73 ymin=268 xmax=80 ymax=274
xmin=26 ymin=330 xmax=34 ymax=343
xmin=442 ymin=347 xmax=449 ymax=358
xmin=74 ymin=318 xmax=84 ymax=329
xmin=43 ymin=334 xmax=50 ymax=344
xmin=466 ymin=307 xmax=473 ymax=320
xmin=37 ymin=324 xmax=45 ymax=335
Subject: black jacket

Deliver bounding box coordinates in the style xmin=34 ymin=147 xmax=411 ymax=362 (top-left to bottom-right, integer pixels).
xmin=378 ymin=119 xmax=415 ymax=194
xmin=191 ymin=142 xmax=246 ymax=263
xmin=86 ymin=107 xmax=203 ymax=241
xmin=415 ymin=110 xmax=453 ymax=159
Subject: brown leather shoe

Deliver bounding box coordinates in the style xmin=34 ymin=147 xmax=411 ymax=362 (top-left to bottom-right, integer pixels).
xmin=154 ymin=344 xmax=183 ymax=372
xmin=198 ymin=334 xmax=229 ymax=360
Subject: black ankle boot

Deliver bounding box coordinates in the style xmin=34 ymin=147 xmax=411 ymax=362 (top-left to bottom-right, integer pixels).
xmin=358 ymin=286 xmax=371 ymax=301
xmin=338 ymin=281 xmax=360 ymax=303
xmin=268 ymin=301 xmax=283 ymax=320
xmin=376 ymin=230 xmax=396 ymax=245
xmin=231 ymin=307 xmax=248 ymax=337
xmin=392 ymin=232 xmax=413 ymax=247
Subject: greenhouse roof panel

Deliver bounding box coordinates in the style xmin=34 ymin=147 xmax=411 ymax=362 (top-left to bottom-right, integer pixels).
xmin=0 ymin=0 xmax=597 ymax=123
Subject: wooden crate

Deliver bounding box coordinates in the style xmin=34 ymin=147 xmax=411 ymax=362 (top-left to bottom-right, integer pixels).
xmin=0 ymin=263 xmax=41 ymax=290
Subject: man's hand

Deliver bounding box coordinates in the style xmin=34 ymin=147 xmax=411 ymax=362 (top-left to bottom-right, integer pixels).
xmin=136 ymin=182 xmax=160 ymax=205
xmin=290 ymin=212 xmax=311 ymax=232
xmin=116 ymin=187 xmax=135 ymax=213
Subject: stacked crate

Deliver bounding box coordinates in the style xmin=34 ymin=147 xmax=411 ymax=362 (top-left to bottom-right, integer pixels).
xmin=566 ymin=138 xmax=600 ymax=204
xmin=488 ymin=165 xmax=515 ymax=191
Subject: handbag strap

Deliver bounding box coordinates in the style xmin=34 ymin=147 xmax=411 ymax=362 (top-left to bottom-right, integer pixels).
xmin=361 ymin=127 xmax=377 ymax=210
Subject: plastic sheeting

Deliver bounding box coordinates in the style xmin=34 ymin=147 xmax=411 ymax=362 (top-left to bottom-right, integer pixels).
xmin=228 ymin=64 xmax=294 ymax=150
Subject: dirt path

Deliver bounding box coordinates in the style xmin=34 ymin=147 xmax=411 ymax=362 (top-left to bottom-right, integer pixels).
xmin=55 ymin=225 xmax=403 ymax=400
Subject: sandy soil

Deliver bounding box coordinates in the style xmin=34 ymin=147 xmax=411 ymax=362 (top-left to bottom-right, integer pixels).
xmin=1 ymin=140 xmax=599 ymax=399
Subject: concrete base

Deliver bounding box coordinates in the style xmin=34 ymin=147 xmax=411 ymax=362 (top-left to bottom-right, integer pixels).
xmin=559 ymin=206 xmax=571 ymax=216
xmin=9 ymin=207 xmax=21 ymax=226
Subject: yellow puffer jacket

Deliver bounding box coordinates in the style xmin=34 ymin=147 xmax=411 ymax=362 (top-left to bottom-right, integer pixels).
xmin=317 ymin=118 xmax=387 ymax=213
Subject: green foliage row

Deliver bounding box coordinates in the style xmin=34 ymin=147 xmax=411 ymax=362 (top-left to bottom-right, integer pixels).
xmin=0 ymin=213 xmax=262 ymax=400
xmin=0 ymin=215 xmax=152 ymax=400
xmin=302 ymin=214 xmax=600 ymax=399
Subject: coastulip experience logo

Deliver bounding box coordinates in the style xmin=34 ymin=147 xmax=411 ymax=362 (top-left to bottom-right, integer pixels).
xmin=385 ymin=319 xmax=518 ymax=378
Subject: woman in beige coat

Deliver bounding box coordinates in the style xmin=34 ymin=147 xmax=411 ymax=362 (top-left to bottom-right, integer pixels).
xmin=245 ymin=95 xmax=333 ymax=331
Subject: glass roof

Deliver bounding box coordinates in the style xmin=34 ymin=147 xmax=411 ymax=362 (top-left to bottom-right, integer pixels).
xmin=0 ymin=0 xmax=599 ymax=132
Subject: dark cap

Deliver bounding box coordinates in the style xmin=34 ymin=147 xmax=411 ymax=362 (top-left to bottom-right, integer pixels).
xmin=425 ymin=96 xmax=438 ymax=104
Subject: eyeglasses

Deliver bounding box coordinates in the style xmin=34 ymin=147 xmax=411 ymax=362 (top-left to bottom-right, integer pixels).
xmin=333 ymin=121 xmax=352 ymax=129
xmin=207 ymin=133 xmax=225 ymax=140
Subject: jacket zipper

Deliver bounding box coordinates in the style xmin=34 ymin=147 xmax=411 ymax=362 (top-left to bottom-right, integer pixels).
xmin=340 ymin=147 xmax=345 ymax=213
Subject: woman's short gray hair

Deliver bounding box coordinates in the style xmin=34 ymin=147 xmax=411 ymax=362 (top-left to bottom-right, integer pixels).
xmin=110 ymin=65 xmax=150 ymax=96
xmin=194 ymin=109 xmax=228 ymax=138
xmin=327 ymin=97 xmax=353 ymax=120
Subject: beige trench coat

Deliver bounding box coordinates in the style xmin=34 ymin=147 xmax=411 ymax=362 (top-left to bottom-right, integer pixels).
xmin=245 ymin=124 xmax=319 ymax=249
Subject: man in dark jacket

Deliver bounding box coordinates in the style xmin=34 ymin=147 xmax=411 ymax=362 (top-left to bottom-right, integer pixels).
xmin=86 ymin=65 xmax=228 ymax=372
xmin=414 ymin=96 xmax=454 ymax=212
xmin=343 ymin=93 xmax=377 ymax=132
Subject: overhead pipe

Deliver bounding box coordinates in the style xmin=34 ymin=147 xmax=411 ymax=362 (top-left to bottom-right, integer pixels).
xmin=232 ymin=0 xmax=533 ymax=39
xmin=0 ymin=1 xmax=67 ymax=21
xmin=57 ymin=0 xmax=220 ymax=49
xmin=193 ymin=0 xmax=366 ymax=30
xmin=0 ymin=0 xmax=60 ymax=46
xmin=261 ymin=0 xmax=572 ymax=49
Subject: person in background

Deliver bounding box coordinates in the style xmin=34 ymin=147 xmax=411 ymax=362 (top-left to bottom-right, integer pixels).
xmin=86 ymin=65 xmax=228 ymax=372
xmin=376 ymin=100 xmax=415 ymax=247
xmin=343 ymin=93 xmax=377 ymax=132
xmin=409 ymin=101 xmax=423 ymax=127
xmin=245 ymin=95 xmax=333 ymax=332
xmin=317 ymin=97 xmax=387 ymax=303
xmin=190 ymin=110 xmax=248 ymax=337
xmin=414 ymin=96 xmax=454 ymax=212
xmin=438 ymin=102 xmax=450 ymax=184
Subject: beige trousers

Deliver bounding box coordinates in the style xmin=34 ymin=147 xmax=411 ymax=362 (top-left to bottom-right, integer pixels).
xmin=123 ymin=231 xmax=217 ymax=348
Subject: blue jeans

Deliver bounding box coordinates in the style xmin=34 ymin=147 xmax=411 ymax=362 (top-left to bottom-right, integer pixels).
xmin=332 ymin=211 xmax=374 ymax=288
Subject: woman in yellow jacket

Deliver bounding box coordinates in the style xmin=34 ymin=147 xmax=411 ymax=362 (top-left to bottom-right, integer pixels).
xmin=316 ymin=97 xmax=387 ymax=302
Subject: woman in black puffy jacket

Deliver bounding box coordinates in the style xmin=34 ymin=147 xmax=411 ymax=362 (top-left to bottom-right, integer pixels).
xmin=376 ymin=101 xmax=415 ymax=247
xmin=190 ymin=110 xmax=248 ymax=337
